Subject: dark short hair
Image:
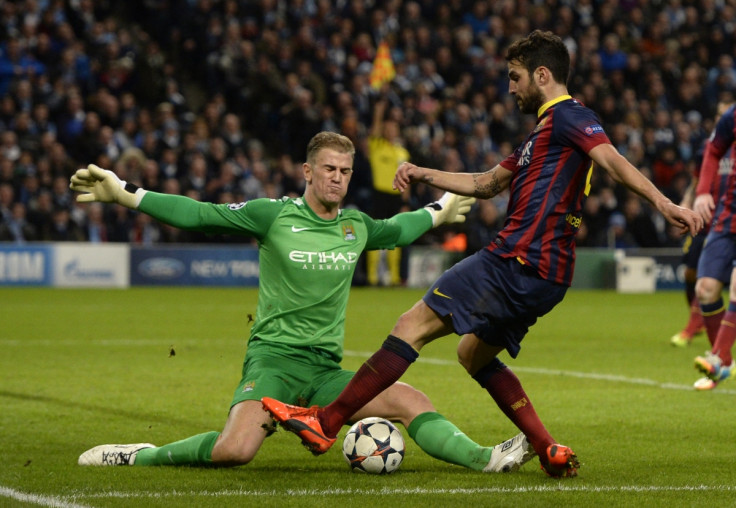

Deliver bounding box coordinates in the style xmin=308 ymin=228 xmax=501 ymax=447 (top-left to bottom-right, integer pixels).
xmin=505 ymin=30 xmax=570 ymax=86
xmin=306 ymin=131 xmax=355 ymax=164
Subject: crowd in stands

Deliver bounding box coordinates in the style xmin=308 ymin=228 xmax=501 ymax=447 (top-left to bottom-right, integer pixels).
xmin=1 ymin=0 xmax=736 ymax=257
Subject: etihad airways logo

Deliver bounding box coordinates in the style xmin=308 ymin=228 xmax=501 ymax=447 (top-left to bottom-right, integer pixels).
xmin=289 ymin=250 xmax=359 ymax=270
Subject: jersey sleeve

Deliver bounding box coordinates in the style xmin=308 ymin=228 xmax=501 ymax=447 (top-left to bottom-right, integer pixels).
xmin=500 ymin=147 xmax=521 ymax=172
xmin=696 ymin=109 xmax=736 ymax=196
xmin=361 ymin=209 xmax=433 ymax=250
xmin=555 ymin=107 xmax=611 ymax=153
xmin=138 ymin=192 xmax=283 ymax=240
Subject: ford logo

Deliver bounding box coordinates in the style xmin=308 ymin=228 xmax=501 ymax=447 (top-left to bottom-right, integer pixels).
xmin=138 ymin=257 xmax=186 ymax=279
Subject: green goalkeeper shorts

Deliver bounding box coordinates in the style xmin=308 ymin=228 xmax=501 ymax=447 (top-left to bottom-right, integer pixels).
xmin=231 ymin=339 xmax=355 ymax=408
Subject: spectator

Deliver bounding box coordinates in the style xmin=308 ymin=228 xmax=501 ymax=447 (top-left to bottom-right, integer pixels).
xmin=0 ymin=0 xmax=734 ymax=255
xmin=606 ymin=212 xmax=638 ymax=249
xmin=83 ymin=202 xmax=108 ymax=243
xmin=41 ymin=207 xmax=85 ymax=241
xmin=622 ymin=195 xmax=662 ymax=248
xmin=0 ymin=202 xmax=37 ymax=242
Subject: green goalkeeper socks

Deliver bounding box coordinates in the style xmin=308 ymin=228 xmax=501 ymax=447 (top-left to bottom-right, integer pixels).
xmin=134 ymin=415 xmax=490 ymax=469
xmin=407 ymin=412 xmax=491 ymax=471
xmin=134 ymin=431 xmax=219 ymax=466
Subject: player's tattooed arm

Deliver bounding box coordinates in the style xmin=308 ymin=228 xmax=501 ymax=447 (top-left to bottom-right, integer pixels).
xmin=393 ymin=161 xmax=511 ymax=197
xmin=473 ymin=168 xmax=503 ymax=199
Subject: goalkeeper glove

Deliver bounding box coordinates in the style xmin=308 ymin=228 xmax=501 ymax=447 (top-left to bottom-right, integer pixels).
xmin=424 ymin=192 xmax=476 ymax=227
xmin=69 ymin=164 xmax=147 ymax=209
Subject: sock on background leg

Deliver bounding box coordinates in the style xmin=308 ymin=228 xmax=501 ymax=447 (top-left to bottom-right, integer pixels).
xmin=685 ymin=280 xmax=696 ymax=307
xmin=322 ymin=335 xmax=418 ymax=437
xmin=682 ymin=297 xmax=705 ymax=336
xmin=473 ymin=359 xmax=554 ymax=459
xmin=700 ymin=299 xmax=725 ymax=348
xmin=366 ymin=250 xmax=380 ymax=286
xmin=712 ymin=302 xmax=736 ymax=365
xmin=407 ymin=412 xmax=491 ymax=471
xmin=387 ymin=247 xmax=402 ymax=286
xmin=134 ymin=431 xmax=219 ymax=466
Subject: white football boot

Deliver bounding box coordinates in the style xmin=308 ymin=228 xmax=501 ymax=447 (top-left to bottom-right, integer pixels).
xmin=693 ymin=376 xmax=717 ymax=391
xmin=78 ymin=443 xmax=155 ymax=466
xmin=484 ymin=432 xmax=536 ymax=473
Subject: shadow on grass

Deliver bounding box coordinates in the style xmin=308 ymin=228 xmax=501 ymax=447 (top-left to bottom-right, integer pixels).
xmin=0 ymin=390 xmax=206 ymax=428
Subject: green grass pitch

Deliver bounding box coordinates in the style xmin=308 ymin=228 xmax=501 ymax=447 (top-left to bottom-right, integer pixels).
xmin=1 ymin=287 xmax=735 ymax=507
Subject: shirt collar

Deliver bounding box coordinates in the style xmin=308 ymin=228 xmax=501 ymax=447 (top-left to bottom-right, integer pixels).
xmin=538 ymin=94 xmax=572 ymax=118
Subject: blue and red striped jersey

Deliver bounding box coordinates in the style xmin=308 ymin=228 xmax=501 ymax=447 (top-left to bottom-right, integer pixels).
xmin=693 ymin=140 xmax=732 ymax=233
xmin=697 ymin=105 xmax=736 ymax=234
xmin=489 ymin=95 xmax=610 ymax=286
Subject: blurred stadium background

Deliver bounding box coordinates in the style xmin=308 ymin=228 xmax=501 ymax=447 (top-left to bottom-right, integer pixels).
xmin=0 ymin=0 xmax=733 ymax=289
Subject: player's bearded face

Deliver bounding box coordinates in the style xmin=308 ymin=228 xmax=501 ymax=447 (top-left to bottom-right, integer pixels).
xmin=508 ymin=63 xmax=545 ymax=115
xmin=517 ymin=82 xmax=544 ymax=114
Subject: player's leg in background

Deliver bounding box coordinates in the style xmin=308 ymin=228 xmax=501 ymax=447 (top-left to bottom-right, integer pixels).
xmin=671 ymin=269 xmax=705 ymax=346
xmin=671 ymin=232 xmax=705 ymax=346
xmin=702 ymin=266 xmax=736 ymax=370
xmin=694 ymin=233 xmax=733 ymax=347
xmin=386 ymin=246 xmax=402 ymax=286
xmin=696 ymin=277 xmax=725 ymax=346
xmin=692 ymin=274 xmax=726 ymax=390
xmin=366 ymin=249 xmax=381 ymax=286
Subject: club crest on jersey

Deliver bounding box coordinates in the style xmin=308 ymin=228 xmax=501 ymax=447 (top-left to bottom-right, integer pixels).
xmin=532 ymin=118 xmax=547 ymax=134
xmin=584 ymin=124 xmax=604 ymax=136
xmin=342 ymin=223 xmax=356 ymax=241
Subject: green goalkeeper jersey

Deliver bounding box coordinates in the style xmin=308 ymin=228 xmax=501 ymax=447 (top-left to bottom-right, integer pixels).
xmin=139 ymin=192 xmax=432 ymax=361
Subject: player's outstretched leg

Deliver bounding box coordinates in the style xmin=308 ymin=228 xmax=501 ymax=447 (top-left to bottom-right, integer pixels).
xmin=483 ymin=432 xmax=537 ymax=473
xmin=261 ymin=397 xmax=336 ymax=454
xmin=78 ymin=443 xmax=154 ymax=466
xmin=540 ymin=444 xmax=580 ymax=478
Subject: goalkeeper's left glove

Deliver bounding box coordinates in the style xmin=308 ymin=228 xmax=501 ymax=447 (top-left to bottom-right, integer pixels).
xmin=424 ymin=192 xmax=476 ymax=227
xmin=69 ymin=164 xmax=147 ymax=209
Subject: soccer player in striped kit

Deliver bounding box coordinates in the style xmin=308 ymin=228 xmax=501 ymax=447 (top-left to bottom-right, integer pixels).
xmin=263 ymin=30 xmax=703 ymax=477
xmin=670 ymin=101 xmax=733 ymax=350
xmin=692 ymin=102 xmax=736 ymax=389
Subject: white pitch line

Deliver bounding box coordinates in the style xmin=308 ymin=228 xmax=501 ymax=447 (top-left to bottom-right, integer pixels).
xmin=70 ymin=484 xmax=736 ymax=500
xmin=2 ymin=339 xmax=732 ymax=395
xmin=343 ymin=350 xmax=736 ymax=395
xmin=0 ymin=486 xmax=92 ymax=508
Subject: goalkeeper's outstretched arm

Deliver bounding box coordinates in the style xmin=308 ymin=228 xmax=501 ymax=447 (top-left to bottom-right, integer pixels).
xmin=69 ymin=164 xmax=236 ymax=232
xmin=388 ymin=192 xmax=476 ymax=246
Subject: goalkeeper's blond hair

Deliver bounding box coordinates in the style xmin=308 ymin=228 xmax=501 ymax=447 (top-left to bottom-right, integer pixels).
xmin=306 ymin=132 xmax=355 ymax=165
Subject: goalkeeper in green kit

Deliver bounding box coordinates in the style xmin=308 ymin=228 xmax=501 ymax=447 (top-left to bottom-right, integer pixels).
xmin=70 ymin=131 xmax=534 ymax=473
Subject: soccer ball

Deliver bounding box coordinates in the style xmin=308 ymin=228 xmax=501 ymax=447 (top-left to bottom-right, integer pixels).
xmin=342 ymin=417 xmax=405 ymax=474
